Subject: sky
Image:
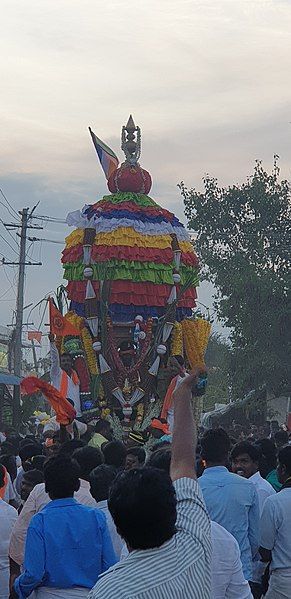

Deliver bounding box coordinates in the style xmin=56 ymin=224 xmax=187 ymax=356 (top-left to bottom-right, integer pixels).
xmin=1 ymin=0 xmax=291 ymax=359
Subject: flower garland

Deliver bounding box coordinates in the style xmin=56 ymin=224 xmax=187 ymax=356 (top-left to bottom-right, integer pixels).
xmin=192 ymin=318 xmax=211 ymax=356
xmin=171 ymin=321 xmax=183 ymax=356
xmin=181 ymin=319 xmax=206 ymax=369
xmin=65 ymin=311 xmax=99 ymax=376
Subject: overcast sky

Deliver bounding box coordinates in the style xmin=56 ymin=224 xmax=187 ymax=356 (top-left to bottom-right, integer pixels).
xmin=1 ymin=0 xmax=291 ymax=357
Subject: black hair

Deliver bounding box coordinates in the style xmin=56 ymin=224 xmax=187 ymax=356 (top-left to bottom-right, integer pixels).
xmin=60 ymin=352 xmax=73 ymax=361
xmin=109 ymin=468 xmax=177 ymax=549
xmin=73 ymin=446 xmax=104 ymax=479
xmin=90 ymin=464 xmax=117 ymax=502
xmin=95 ymin=419 xmax=111 ymax=434
xmin=103 ymin=441 xmax=127 ymax=469
xmin=274 ymin=430 xmax=289 ymax=447
xmin=201 ymin=428 xmax=231 ymax=463
xmin=29 ymin=455 xmax=47 ymax=473
xmin=19 ymin=443 xmax=43 ymax=462
xmin=278 ymin=445 xmax=291 ymax=476
xmin=172 ymin=355 xmax=185 ymax=366
xmin=22 ymin=469 xmax=44 ymax=485
xmin=0 ymin=441 xmax=17 ymax=456
xmin=44 ymin=455 xmax=80 ymax=499
xmin=147 ymin=447 xmax=171 ymax=473
xmin=0 ymin=454 xmax=17 ymax=482
xmin=0 ymin=464 xmax=5 ymax=488
xmin=58 ymin=439 xmax=85 ymax=456
xmin=255 ymin=438 xmax=277 ymax=477
xmin=151 ymin=440 xmax=172 ymax=452
xmin=230 ymin=441 xmax=261 ymax=463
xmin=126 ymin=446 xmax=146 ymax=465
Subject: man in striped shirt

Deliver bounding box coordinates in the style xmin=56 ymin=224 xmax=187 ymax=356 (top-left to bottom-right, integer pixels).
xmin=89 ymin=370 xmax=211 ymax=599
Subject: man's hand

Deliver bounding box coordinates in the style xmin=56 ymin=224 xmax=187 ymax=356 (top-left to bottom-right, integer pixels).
xmin=48 ymin=333 xmax=55 ymax=343
xmin=170 ymin=368 xmax=207 ymax=482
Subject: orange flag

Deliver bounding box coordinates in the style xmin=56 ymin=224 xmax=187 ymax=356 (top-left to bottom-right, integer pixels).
xmin=49 ymin=298 xmax=79 ymax=337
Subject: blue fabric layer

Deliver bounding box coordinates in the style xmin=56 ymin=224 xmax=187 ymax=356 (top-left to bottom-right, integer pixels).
xmin=84 ymin=206 xmax=183 ymax=227
xmin=70 ymin=300 xmax=192 ymax=323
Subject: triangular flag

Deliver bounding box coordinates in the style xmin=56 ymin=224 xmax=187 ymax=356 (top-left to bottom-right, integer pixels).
xmin=49 ymin=298 xmax=80 ymax=337
xmin=88 ymin=127 xmax=119 ymax=180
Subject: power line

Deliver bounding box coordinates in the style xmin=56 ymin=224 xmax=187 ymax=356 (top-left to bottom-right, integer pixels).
xmin=0 ymin=187 xmax=19 ymax=218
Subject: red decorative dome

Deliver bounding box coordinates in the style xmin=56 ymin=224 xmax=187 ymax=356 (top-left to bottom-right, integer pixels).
xmin=108 ymin=163 xmax=152 ymax=194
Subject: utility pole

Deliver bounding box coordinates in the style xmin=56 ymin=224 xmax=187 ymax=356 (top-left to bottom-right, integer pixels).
xmin=3 ymin=209 xmax=42 ymax=427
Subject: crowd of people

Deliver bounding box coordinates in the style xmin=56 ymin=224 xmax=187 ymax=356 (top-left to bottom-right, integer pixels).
xmin=0 ymin=371 xmax=290 ymax=598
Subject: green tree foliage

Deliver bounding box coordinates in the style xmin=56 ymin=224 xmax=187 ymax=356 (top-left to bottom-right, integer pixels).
xmin=180 ymin=158 xmax=290 ymax=397
xmin=203 ymin=333 xmax=231 ymax=411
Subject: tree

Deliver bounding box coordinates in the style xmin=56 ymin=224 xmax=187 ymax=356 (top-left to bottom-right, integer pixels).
xmin=203 ymin=333 xmax=231 ymax=411
xmin=180 ymin=158 xmax=290 ymax=397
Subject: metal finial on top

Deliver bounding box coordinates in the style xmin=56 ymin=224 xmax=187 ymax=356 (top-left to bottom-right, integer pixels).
xmin=121 ymin=115 xmax=141 ymax=165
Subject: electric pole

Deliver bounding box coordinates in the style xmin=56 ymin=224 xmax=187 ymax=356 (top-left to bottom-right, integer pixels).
xmin=3 ymin=208 xmax=42 ymax=427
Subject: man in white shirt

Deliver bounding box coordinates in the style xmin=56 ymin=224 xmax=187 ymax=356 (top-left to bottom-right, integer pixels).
xmin=211 ymin=521 xmax=252 ymax=599
xmin=260 ymin=445 xmax=291 ymax=598
xmin=231 ymin=440 xmax=275 ymax=597
xmin=49 ymin=332 xmax=81 ymax=415
xmin=89 ymin=370 xmax=212 ymax=599
xmin=43 ymin=415 xmax=87 ymax=438
xmin=90 ymin=464 xmax=124 ymax=559
xmin=0 ymin=465 xmax=17 ymax=599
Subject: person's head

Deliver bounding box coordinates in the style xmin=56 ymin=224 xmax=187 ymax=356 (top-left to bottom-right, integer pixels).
xmin=0 ymin=454 xmax=17 ymax=482
xmin=29 ymin=455 xmax=46 ymax=472
xmin=127 ymin=430 xmax=147 ymax=449
xmin=0 ymin=441 xmax=17 ymax=456
xmin=151 ymin=440 xmax=171 ymax=452
xmin=19 ymin=443 xmax=43 ymax=471
xmin=60 ymin=352 xmax=73 ymax=374
xmin=103 ymin=440 xmax=127 ymax=470
xmin=147 ymin=447 xmax=171 ymax=474
xmin=94 ymin=419 xmax=113 ymax=441
xmin=231 ymin=442 xmax=261 ymax=478
xmin=201 ymin=428 xmax=231 ymax=466
xmin=255 ymin=438 xmax=277 ymax=477
xmin=89 ymin=464 xmax=117 ymax=502
xmin=274 ymin=430 xmax=289 ymax=449
xmin=277 ymin=445 xmax=291 ymax=484
xmin=44 ymin=455 xmax=80 ymax=499
xmin=21 ymin=469 xmax=44 ymax=501
xmin=125 ymin=446 xmax=146 ymax=470
xmin=58 ymin=439 xmax=85 ymax=457
xmin=109 ymin=468 xmax=176 ymax=550
xmin=0 ymin=464 xmax=5 ymax=489
xmin=72 ymin=446 xmax=104 ymax=480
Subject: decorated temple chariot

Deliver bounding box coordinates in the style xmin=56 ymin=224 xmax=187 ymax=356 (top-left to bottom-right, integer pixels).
xmin=55 ymin=116 xmax=211 ymax=436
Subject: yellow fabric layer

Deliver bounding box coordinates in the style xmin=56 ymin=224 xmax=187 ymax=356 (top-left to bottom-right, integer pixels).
xmin=65 ymin=227 xmax=194 ymax=254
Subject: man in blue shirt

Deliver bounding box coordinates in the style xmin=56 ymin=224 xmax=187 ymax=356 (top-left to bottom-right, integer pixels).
xmin=13 ymin=455 xmax=117 ymax=598
xmin=199 ymin=428 xmax=260 ymax=582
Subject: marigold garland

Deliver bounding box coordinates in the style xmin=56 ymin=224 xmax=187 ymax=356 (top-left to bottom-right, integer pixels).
xmin=171 ymin=322 xmax=183 ymax=356
xmin=181 ymin=319 xmax=209 ymax=370
xmin=65 ymin=311 xmax=99 ymax=376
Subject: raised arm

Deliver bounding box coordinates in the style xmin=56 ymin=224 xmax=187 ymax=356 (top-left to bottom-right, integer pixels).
xmin=170 ymin=369 xmax=205 ymax=482
xmin=49 ymin=333 xmax=61 ymax=379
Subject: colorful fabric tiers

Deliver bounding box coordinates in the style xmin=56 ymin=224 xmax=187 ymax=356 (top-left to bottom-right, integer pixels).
xmin=63 ymin=192 xmax=199 ymax=323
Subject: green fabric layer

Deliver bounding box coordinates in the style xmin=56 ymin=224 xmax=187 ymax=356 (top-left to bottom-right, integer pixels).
xmin=98 ymin=192 xmax=159 ymax=208
xmin=63 ymin=259 xmax=198 ymax=286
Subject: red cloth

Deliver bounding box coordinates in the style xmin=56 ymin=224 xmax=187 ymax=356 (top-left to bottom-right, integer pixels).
xmin=67 ymin=280 xmax=197 ymax=307
xmin=62 ymin=244 xmax=198 ymax=268
xmin=91 ymin=200 xmax=177 ymax=222
xmin=21 ymin=377 xmax=76 ymax=425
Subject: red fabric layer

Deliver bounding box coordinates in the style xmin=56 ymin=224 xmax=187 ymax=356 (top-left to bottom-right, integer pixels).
xmin=67 ymin=280 xmax=197 ymax=308
xmin=92 ymin=200 xmax=176 ymax=221
xmin=62 ymin=244 xmax=199 ymax=267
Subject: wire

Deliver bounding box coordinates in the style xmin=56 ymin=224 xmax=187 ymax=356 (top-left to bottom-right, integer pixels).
xmin=0 ymin=282 xmax=15 ymax=300
xmin=0 ymin=232 xmax=19 ymax=257
xmin=32 ymin=214 xmax=66 ymax=224
xmin=0 ymin=187 xmax=19 ymax=218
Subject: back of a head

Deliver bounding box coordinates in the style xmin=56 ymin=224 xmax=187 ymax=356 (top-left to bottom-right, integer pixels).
xmin=0 ymin=464 xmax=5 ymax=489
xmin=126 ymin=446 xmax=146 ymax=465
xmin=0 ymin=441 xmax=16 ymax=456
xmin=0 ymin=454 xmax=17 ymax=482
xmin=274 ymin=430 xmax=289 ymax=448
xmin=44 ymin=455 xmax=80 ymax=499
xmin=278 ymin=445 xmax=291 ymax=477
xmin=59 ymin=439 xmax=85 ymax=457
xmin=147 ymin=447 xmax=171 ymax=474
xmin=90 ymin=464 xmax=117 ymax=502
xmin=30 ymin=455 xmax=47 ymax=473
xmin=255 ymin=438 xmax=277 ymax=477
xmin=103 ymin=440 xmax=127 ymax=469
xmin=19 ymin=443 xmax=43 ymax=462
xmin=73 ymin=445 xmax=103 ymax=479
xmin=109 ymin=467 xmax=176 ymax=550
xmin=95 ymin=419 xmax=110 ymax=435
xmin=23 ymin=469 xmax=44 ymax=486
xmin=201 ymin=428 xmax=231 ymax=464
